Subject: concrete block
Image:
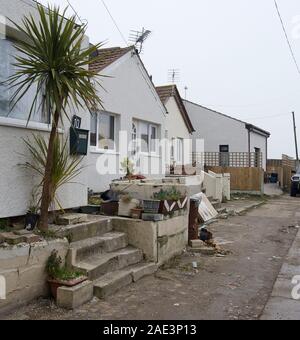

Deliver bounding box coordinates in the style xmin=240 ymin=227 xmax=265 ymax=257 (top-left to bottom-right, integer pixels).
xmin=56 ymin=214 xmax=89 ymax=226
xmin=1 ymin=232 xmax=25 ymax=245
xmin=57 ymin=280 xmax=93 ymax=310
xmin=142 ymin=214 xmax=164 ymax=222
xmin=13 ymin=230 xmax=32 ymax=236
xmin=23 ymin=234 xmax=41 ymax=244
xmin=131 ymin=263 xmax=158 ymax=282
xmin=190 ymin=239 xmax=205 ymax=248
xmin=94 ymin=271 xmax=133 ymax=298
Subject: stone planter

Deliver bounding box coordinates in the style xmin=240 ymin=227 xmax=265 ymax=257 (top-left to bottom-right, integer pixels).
xmin=48 ymin=276 xmax=87 ymax=300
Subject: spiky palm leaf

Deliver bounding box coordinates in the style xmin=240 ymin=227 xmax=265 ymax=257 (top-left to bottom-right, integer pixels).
xmin=22 ymin=134 xmax=84 ymax=210
xmin=4 ymin=4 xmax=103 ymax=123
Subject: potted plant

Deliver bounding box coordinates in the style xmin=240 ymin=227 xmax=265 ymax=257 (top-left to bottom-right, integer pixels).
xmin=152 ymin=187 xmax=188 ymax=215
xmin=46 ymin=250 xmax=87 ymax=300
xmin=25 ymin=190 xmax=40 ymax=231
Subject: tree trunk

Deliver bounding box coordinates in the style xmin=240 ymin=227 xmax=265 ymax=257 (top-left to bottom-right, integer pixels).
xmin=38 ymin=109 xmax=60 ymax=231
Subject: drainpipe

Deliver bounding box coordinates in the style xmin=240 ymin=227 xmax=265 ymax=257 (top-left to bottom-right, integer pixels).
xmin=248 ymin=129 xmax=251 ymax=167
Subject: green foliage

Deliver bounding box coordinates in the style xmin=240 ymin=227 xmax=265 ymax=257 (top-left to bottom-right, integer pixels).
xmin=153 ymin=187 xmax=183 ymax=201
xmin=0 ymin=219 xmax=10 ymax=232
xmin=22 ymin=134 xmax=83 ymax=210
xmin=46 ymin=250 xmax=82 ymax=281
xmin=4 ymin=4 xmax=103 ymax=123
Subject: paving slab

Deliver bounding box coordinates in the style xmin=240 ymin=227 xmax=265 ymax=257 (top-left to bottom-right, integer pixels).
xmin=260 ymin=297 xmax=300 ymax=320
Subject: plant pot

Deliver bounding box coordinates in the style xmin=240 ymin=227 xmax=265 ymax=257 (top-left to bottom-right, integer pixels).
xmin=131 ymin=208 xmax=143 ymax=219
xmin=100 ymin=201 xmax=119 ymax=216
xmin=159 ymin=200 xmax=179 ymax=215
xmin=25 ymin=213 xmax=39 ymax=231
xmin=143 ymin=200 xmax=161 ymax=214
xmin=48 ymin=276 xmax=87 ymax=300
xmin=177 ymin=196 xmax=188 ymax=210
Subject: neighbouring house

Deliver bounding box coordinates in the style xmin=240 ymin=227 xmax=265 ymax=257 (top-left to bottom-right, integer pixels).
xmin=183 ymin=100 xmax=271 ymax=171
xmin=87 ymin=46 xmax=167 ymax=193
xmin=156 ymin=85 xmax=194 ymax=167
xmin=0 ymin=0 xmax=91 ymax=218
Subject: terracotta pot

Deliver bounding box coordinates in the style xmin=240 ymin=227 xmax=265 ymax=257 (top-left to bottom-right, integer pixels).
xmin=131 ymin=208 xmax=143 ymax=219
xmin=48 ymin=276 xmax=87 ymax=300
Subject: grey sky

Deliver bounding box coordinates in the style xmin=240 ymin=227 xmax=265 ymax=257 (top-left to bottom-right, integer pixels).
xmin=40 ymin=0 xmax=300 ymax=158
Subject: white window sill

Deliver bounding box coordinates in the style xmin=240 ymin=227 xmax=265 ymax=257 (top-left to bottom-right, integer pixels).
xmin=140 ymin=152 xmax=161 ymax=158
xmin=0 ymin=116 xmax=64 ymax=134
xmin=90 ymin=147 xmax=120 ymax=156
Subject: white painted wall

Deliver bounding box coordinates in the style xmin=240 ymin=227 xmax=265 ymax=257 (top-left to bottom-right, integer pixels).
xmin=87 ymin=51 xmax=167 ymax=193
xmin=165 ymin=97 xmax=191 ymax=140
xmin=184 ymin=100 xmax=268 ymax=170
xmin=0 ymin=0 xmax=89 ymax=218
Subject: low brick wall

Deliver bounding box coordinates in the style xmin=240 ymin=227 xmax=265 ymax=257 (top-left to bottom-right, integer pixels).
xmin=112 ymin=214 xmax=189 ymax=265
xmin=0 ymin=239 xmax=69 ymax=314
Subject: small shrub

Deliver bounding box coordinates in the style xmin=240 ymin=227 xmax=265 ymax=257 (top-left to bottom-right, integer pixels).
xmin=46 ymin=250 xmax=83 ymax=281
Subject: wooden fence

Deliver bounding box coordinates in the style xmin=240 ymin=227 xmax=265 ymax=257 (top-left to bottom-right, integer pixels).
xmin=207 ymin=166 xmax=264 ymax=193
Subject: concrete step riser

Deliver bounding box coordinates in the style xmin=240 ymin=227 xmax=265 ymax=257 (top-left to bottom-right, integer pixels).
xmin=75 ymin=250 xmax=144 ymax=281
xmin=68 ymin=220 xmax=113 ymax=242
xmin=93 ymin=263 xmax=158 ymax=299
xmin=73 ymin=234 xmax=129 ymax=263
xmin=94 ymin=273 xmax=132 ymax=299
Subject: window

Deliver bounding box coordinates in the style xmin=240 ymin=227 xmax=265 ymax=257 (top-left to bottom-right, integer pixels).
xmin=140 ymin=122 xmax=149 ymax=153
xmin=0 ymin=39 xmax=49 ymax=124
xmin=177 ymin=138 xmax=183 ymax=164
xmin=135 ymin=120 xmax=159 ymax=154
xmin=90 ymin=111 xmax=116 ymax=151
xmin=150 ymin=125 xmax=158 ymax=153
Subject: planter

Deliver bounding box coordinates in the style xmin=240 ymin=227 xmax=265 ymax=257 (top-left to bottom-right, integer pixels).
xmin=143 ymin=200 xmax=161 ymax=214
xmin=159 ymin=200 xmax=179 ymax=215
xmin=131 ymin=208 xmax=143 ymax=219
xmin=48 ymin=276 xmax=87 ymax=300
xmin=100 ymin=201 xmax=119 ymax=216
xmin=25 ymin=213 xmax=39 ymax=231
xmin=177 ymin=196 xmax=188 ymax=210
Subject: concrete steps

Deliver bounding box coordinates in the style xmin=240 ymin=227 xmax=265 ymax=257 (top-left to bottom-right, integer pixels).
xmin=59 ymin=214 xmax=158 ymax=300
xmin=93 ymin=263 xmax=158 ymax=298
xmin=74 ymin=247 xmax=144 ymax=281
xmin=55 ymin=217 xmax=113 ymax=242
xmin=68 ymin=232 xmax=128 ymax=263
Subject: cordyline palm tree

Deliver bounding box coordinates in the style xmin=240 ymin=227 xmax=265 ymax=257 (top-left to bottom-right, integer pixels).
xmin=6 ymin=4 xmax=102 ymax=230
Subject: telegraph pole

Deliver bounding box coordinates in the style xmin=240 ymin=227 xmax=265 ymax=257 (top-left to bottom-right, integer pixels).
xmin=292 ymin=111 xmax=299 ymax=164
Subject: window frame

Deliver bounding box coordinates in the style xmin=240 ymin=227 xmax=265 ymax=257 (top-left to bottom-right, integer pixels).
xmin=135 ymin=119 xmax=159 ymax=156
xmin=0 ymin=37 xmax=51 ymax=127
xmin=90 ymin=111 xmax=117 ymax=153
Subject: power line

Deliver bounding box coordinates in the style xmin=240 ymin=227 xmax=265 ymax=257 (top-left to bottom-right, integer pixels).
xmin=99 ymin=0 xmax=128 ymax=46
xmin=273 ymin=0 xmax=300 ymax=76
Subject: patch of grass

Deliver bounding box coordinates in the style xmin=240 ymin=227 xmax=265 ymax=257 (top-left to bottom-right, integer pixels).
xmin=0 ymin=219 xmax=11 ymax=232
xmin=88 ymin=196 xmax=102 ymax=206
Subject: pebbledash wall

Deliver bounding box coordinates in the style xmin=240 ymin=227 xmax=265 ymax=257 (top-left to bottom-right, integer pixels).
xmin=0 ymin=0 xmax=91 ymax=218
xmin=87 ymin=49 xmax=167 ymax=193
xmin=183 ymin=100 xmax=270 ymax=171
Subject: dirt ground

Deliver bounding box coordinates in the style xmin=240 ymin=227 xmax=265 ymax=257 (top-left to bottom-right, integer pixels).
xmin=3 ymin=195 xmax=300 ymax=320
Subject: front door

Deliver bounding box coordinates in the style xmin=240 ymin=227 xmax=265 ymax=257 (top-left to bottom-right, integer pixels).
xmin=219 ymin=145 xmax=229 ymax=167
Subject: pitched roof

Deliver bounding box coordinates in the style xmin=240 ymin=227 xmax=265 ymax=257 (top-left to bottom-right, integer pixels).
xmin=89 ymin=46 xmax=134 ymax=73
xmin=183 ymin=99 xmax=271 ymax=138
xmin=156 ymin=85 xmax=195 ymax=134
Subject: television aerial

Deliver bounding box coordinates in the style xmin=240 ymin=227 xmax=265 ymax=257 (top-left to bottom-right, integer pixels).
xmin=129 ymin=28 xmax=152 ymax=54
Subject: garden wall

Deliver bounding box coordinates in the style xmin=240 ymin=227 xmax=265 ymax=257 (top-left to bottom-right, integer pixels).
xmin=112 ymin=214 xmax=189 ymax=264
xmin=0 ymin=239 xmax=69 ymax=315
